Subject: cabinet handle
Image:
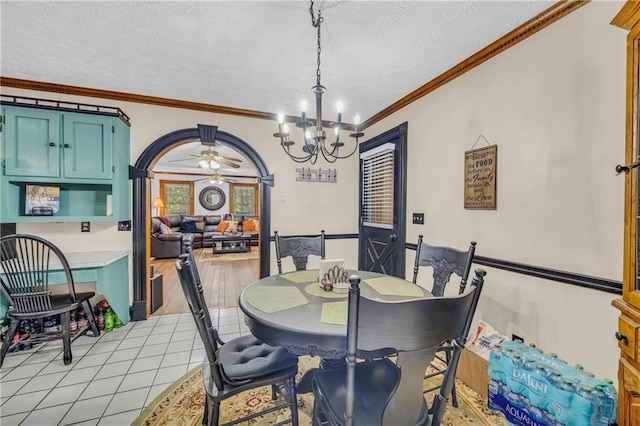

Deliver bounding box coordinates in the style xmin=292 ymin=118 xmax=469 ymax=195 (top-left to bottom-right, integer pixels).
xmin=63 ymin=143 xmax=70 ymax=148
xmin=631 ymin=391 xmax=640 ymax=398
xmin=615 ymin=331 xmax=628 ymax=344
xmin=49 ymin=142 xmax=56 ymax=147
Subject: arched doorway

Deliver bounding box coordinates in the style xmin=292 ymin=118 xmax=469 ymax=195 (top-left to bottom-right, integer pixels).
xmin=129 ymin=124 xmax=273 ymax=321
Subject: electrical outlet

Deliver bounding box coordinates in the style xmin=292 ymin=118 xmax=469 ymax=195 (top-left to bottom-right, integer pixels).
xmin=81 ymin=222 xmax=90 ymax=232
xmin=118 ymin=220 xmax=131 ymax=231
xmin=512 ymin=334 xmax=524 ymax=343
xmin=412 ymin=213 xmax=424 ymax=224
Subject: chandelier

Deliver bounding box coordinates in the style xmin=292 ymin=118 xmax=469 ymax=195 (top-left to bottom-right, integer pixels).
xmin=273 ymin=0 xmax=363 ymax=164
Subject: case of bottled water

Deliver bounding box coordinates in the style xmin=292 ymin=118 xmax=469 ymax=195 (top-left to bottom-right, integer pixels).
xmin=487 ymin=341 xmax=617 ymax=426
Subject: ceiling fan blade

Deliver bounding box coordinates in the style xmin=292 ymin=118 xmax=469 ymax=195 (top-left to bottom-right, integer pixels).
xmin=169 ymin=158 xmax=196 ymax=163
xmin=217 ymin=158 xmax=241 ymax=168
xmin=216 ymin=155 xmax=243 ymax=163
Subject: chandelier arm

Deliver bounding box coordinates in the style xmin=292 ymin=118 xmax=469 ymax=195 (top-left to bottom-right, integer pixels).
xmin=280 ymin=142 xmax=316 ymax=163
xmin=326 ymin=138 xmax=360 ymax=160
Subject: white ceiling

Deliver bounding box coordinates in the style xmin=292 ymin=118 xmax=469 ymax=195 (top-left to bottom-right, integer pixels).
xmin=1 ymin=0 xmax=554 ymax=176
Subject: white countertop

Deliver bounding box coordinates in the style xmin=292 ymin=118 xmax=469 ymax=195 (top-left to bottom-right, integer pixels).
xmin=61 ymin=250 xmax=129 ymax=269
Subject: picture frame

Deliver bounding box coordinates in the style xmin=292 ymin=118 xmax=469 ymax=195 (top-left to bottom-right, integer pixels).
xmin=25 ymin=185 xmax=60 ymax=215
xmin=464 ymin=145 xmax=497 ymax=210
xmin=199 ymin=186 xmax=225 ymax=211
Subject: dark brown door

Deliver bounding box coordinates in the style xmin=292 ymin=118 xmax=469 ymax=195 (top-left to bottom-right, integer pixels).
xmin=358 ymin=123 xmax=407 ymax=277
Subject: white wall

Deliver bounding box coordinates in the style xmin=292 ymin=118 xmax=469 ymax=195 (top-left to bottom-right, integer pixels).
xmin=368 ymin=1 xmax=624 ymax=381
xmin=1 ymin=0 xmax=626 ymax=383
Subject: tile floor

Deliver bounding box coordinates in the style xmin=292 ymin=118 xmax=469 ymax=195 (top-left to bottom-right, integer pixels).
xmin=0 ymin=307 xmax=250 ymax=425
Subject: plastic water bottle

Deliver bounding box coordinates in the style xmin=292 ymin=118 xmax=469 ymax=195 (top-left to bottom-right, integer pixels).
xmin=488 ymin=344 xmax=506 ymax=385
xmin=527 ymin=363 xmax=549 ymax=410
xmin=506 ymin=353 xmax=524 ymax=395
xmin=593 ymin=384 xmax=615 ymax=425
xmin=554 ymin=378 xmax=576 ymax=425
xmin=574 ymin=385 xmax=596 ymax=425
xmin=603 ymin=379 xmax=618 ymax=424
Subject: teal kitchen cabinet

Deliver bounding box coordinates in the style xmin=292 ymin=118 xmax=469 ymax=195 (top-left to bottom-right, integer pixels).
xmin=1 ymin=102 xmax=131 ymax=223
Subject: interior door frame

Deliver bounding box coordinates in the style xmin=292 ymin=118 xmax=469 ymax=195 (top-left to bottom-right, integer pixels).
xmin=130 ymin=124 xmax=273 ymax=321
xmin=358 ymin=122 xmax=408 ymax=276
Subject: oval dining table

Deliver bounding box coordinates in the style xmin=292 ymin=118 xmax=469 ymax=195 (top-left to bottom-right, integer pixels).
xmin=238 ymin=269 xmax=435 ymax=425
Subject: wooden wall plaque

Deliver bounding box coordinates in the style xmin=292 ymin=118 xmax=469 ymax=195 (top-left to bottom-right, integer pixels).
xmin=464 ymin=145 xmax=497 ymax=209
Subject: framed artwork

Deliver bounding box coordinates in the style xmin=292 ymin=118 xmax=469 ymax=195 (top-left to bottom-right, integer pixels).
xmin=25 ymin=185 xmax=60 ymax=215
xmin=199 ymin=186 xmax=225 ymax=211
xmin=464 ymin=145 xmax=497 ymax=209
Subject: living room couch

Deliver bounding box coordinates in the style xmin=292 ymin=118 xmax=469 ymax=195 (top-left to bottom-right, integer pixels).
xmin=151 ymin=214 xmax=259 ymax=258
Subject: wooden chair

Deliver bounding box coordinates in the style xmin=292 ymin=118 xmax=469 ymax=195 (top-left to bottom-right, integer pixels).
xmin=175 ymin=252 xmax=300 ymax=426
xmin=311 ymin=269 xmax=486 ymax=426
xmin=274 ymin=230 xmax=325 ymax=273
xmin=412 ymin=235 xmax=477 ymax=407
xmin=0 ymin=234 xmax=100 ymax=366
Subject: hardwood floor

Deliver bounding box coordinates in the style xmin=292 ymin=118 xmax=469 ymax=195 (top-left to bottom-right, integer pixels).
xmin=149 ymin=247 xmax=259 ymax=316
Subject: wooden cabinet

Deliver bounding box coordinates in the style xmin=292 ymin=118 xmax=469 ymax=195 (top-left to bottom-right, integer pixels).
xmin=0 ymin=102 xmax=130 ymax=223
xmin=613 ymin=2 xmax=640 ymax=424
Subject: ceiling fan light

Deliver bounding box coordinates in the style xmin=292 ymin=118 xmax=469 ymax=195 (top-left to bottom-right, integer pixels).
xmin=199 ymin=160 xmax=209 ymax=168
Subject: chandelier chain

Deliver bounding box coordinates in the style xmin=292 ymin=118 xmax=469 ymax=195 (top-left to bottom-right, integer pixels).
xmin=309 ymin=0 xmax=323 ymax=86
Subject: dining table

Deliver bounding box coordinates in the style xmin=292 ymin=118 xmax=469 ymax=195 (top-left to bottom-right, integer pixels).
xmin=238 ymin=269 xmax=434 ymax=424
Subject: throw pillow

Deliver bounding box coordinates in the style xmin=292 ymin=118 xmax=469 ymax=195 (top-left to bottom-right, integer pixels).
xmin=253 ymin=219 xmax=260 ymax=230
xmin=195 ymin=221 xmax=205 ymax=232
xmin=243 ymin=220 xmax=255 ymax=232
xmin=227 ymin=220 xmax=238 ymax=233
xmin=158 ymin=216 xmax=171 ymax=227
xmin=159 ymin=223 xmax=172 ymax=234
xmin=216 ymin=221 xmax=228 ymax=232
xmin=179 ymin=221 xmax=198 ymax=233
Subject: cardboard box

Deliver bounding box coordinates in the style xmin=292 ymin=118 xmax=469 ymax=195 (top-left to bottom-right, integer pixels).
xmin=456 ymin=347 xmax=490 ymax=398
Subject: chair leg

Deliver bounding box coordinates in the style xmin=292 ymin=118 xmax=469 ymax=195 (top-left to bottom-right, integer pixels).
xmin=209 ymin=399 xmax=220 ymax=426
xmin=82 ymin=300 xmax=100 ymax=337
xmin=444 ymin=349 xmax=458 ymax=408
xmin=0 ymin=319 xmax=20 ymax=367
xmin=202 ymin=395 xmax=209 ymax=425
xmin=289 ymin=377 xmax=299 ymax=426
xmin=61 ymin=311 xmax=72 ymax=365
xmin=271 ymin=384 xmax=278 ymax=400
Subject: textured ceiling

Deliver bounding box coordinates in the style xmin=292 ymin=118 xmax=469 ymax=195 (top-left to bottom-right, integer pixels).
xmin=1 ymin=0 xmax=554 ymax=175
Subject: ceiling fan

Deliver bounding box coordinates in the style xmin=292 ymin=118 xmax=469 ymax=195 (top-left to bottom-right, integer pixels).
xmin=169 ymin=146 xmax=243 ymax=169
xmin=196 ymin=171 xmax=238 ymax=185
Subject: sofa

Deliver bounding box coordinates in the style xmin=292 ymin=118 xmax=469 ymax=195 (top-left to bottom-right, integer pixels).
xmin=150 ymin=214 xmax=260 ymax=258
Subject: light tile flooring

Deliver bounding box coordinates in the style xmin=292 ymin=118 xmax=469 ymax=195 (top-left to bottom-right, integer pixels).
xmin=0 ymin=307 xmax=250 ymax=425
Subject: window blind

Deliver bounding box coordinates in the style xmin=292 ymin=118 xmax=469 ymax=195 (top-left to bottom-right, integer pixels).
xmin=361 ymin=143 xmax=395 ymax=229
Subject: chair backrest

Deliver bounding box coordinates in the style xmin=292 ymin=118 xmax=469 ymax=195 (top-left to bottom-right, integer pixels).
xmin=274 ymin=230 xmax=325 ymax=273
xmin=175 ymin=254 xmax=225 ymax=391
xmin=345 ymin=269 xmax=486 ymax=425
xmin=412 ymin=235 xmax=476 ymax=297
xmin=0 ymin=234 xmax=77 ymax=313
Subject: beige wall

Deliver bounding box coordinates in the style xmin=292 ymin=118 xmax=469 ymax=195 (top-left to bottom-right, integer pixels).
xmin=367 ymin=1 xmax=625 ymax=380
xmin=1 ymin=0 xmax=626 ymax=382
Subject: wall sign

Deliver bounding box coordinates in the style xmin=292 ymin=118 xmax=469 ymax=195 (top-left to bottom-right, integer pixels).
xmin=464 ymin=145 xmax=497 ymax=209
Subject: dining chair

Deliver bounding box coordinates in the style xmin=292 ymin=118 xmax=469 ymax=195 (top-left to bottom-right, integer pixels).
xmin=175 ymin=251 xmax=300 ymax=426
xmin=274 ymin=230 xmax=325 ymax=273
xmin=412 ymin=235 xmax=477 ymax=407
xmin=0 ymin=234 xmax=100 ymax=366
xmin=311 ymin=269 xmax=486 ymax=426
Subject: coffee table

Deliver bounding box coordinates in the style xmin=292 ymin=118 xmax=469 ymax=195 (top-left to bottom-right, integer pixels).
xmin=211 ymin=233 xmax=252 ymax=254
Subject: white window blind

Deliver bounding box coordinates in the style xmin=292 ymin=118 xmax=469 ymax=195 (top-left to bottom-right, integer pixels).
xmin=361 ymin=143 xmax=395 ymax=229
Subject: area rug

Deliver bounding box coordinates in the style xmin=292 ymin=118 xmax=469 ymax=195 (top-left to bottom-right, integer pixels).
xmin=132 ymin=356 xmax=507 ymax=425
xmin=199 ymin=246 xmax=259 ymax=262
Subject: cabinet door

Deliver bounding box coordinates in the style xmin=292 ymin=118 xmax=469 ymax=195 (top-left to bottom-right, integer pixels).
xmin=62 ymin=114 xmax=113 ymax=180
xmin=3 ymin=107 xmax=60 ymax=177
